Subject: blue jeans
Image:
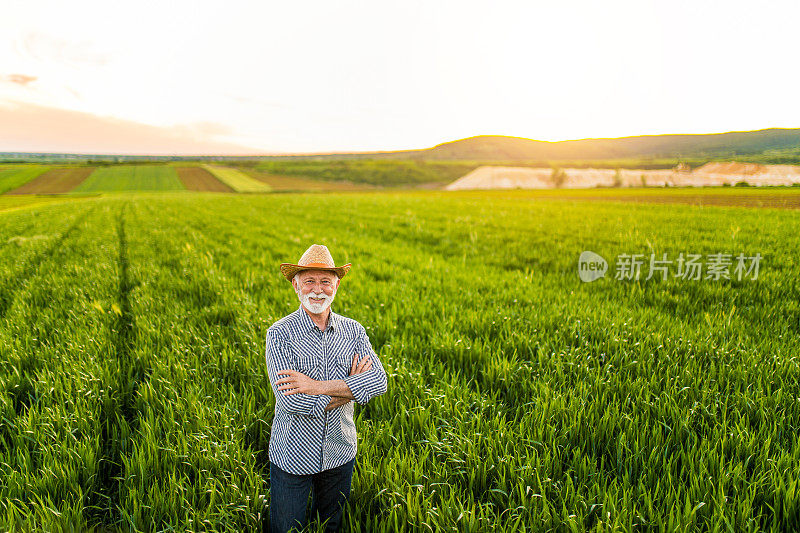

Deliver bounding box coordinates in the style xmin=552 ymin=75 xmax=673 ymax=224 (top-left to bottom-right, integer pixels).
xmin=269 ymin=456 xmax=356 ymax=533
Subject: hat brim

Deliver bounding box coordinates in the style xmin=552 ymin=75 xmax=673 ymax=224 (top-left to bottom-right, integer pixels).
xmin=280 ymin=263 xmax=351 ymax=282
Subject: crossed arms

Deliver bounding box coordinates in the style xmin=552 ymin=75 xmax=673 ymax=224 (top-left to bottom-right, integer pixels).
xmin=265 ymin=327 xmax=388 ymax=419
xmin=276 ymin=353 xmax=372 ymax=411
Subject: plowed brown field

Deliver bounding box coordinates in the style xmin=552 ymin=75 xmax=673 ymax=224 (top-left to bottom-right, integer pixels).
xmin=8 ymin=167 xmax=94 ymax=194
xmin=175 ymin=166 xmax=233 ymax=192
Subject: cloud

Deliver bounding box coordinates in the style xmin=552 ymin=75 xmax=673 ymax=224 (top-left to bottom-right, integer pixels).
xmin=1 ymin=74 xmax=38 ymax=86
xmin=0 ymin=101 xmax=269 ymax=155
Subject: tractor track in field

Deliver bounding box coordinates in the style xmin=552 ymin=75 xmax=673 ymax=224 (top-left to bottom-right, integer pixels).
xmin=0 ymin=207 xmax=95 ymax=319
xmin=86 ymin=206 xmax=152 ymax=527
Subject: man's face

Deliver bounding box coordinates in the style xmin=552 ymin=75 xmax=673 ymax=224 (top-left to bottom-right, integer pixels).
xmin=292 ymin=270 xmax=340 ymax=314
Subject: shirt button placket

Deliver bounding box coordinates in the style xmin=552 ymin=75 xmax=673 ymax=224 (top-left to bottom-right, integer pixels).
xmin=320 ymin=328 xmax=327 ymax=471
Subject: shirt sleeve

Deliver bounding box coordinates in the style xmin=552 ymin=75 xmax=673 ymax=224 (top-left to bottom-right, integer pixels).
xmin=343 ymin=325 xmax=388 ymax=405
xmin=265 ymin=328 xmax=331 ymax=419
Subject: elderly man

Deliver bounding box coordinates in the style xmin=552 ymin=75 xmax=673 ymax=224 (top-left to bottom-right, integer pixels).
xmin=266 ymin=244 xmax=388 ymax=533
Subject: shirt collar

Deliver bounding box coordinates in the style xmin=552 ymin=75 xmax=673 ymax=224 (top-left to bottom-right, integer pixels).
xmin=296 ymin=304 xmax=340 ymax=333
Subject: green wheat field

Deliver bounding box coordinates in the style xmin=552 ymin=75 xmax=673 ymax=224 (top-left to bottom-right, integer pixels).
xmin=1 ymin=189 xmax=798 ymax=531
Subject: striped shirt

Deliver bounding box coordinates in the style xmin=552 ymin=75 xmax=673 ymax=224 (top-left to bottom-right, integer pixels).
xmin=266 ymin=305 xmax=388 ymax=475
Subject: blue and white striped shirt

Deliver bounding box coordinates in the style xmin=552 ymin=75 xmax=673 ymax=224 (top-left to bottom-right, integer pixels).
xmin=266 ymin=305 xmax=388 ymax=475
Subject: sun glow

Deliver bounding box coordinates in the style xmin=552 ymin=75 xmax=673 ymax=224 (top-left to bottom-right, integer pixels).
xmin=1 ymin=0 xmax=799 ymax=154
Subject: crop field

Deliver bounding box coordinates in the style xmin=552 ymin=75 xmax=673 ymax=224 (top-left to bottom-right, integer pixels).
xmin=204 ymin=165 xmax=272 ymax=193
xmin=0 ymin=165 xmax=49 ymax=194
xmin=0 ymin=190 xmax=798 ymax=531
xmin=577 ymin=193 xmax=800 ymax=209
xmin=252 ymin=160 xmax=476 ymax=187
xmin=73 ymin=165 xmax=185 ymax=193
xmin=0 ymin=195 xmax=74 ymax=213
xmin=241 ymin=168 xmax=375 ymax=192
xmin=176 ymin=167 xmax=234 ymax=192
xmin=8 ymin=167 xmax=96 ymax=194
xmin=441 ymin=188 xmax=800 ymax=211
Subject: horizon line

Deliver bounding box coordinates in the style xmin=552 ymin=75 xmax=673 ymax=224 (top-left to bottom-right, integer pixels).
xmin=2 ymin=126 xmax=798 ymax=159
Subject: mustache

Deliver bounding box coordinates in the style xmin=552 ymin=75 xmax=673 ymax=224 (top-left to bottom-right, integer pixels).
xmin=297 ymin=290 xmax=330 ymax=299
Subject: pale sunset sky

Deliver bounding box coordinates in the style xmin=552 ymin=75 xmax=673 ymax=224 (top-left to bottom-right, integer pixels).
xmin=1 ymin=0 xmax=798 ymax=155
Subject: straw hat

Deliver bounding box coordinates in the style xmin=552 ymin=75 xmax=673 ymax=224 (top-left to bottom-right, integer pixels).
xmin=280 ymin=244 xmax=352 ymax=282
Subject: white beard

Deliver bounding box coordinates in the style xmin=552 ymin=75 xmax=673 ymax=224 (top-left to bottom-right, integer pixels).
xmin=297 ymin=289 xmax=335 ymax=314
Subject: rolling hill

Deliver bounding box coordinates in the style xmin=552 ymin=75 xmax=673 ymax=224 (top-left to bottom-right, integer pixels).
xmin=259 ymin=128 xmax=800 ymax=163
xmin=416 ymin=128 xmax=800 ymax=161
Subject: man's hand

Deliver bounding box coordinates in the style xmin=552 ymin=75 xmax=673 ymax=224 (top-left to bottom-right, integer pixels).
xmin=275 ymin=370 xmax=322 ymax=396
xmin=350 ymin=352 xmax=373 ymax=375
xmin=325 ymin=353 xmax=372 ymax=411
